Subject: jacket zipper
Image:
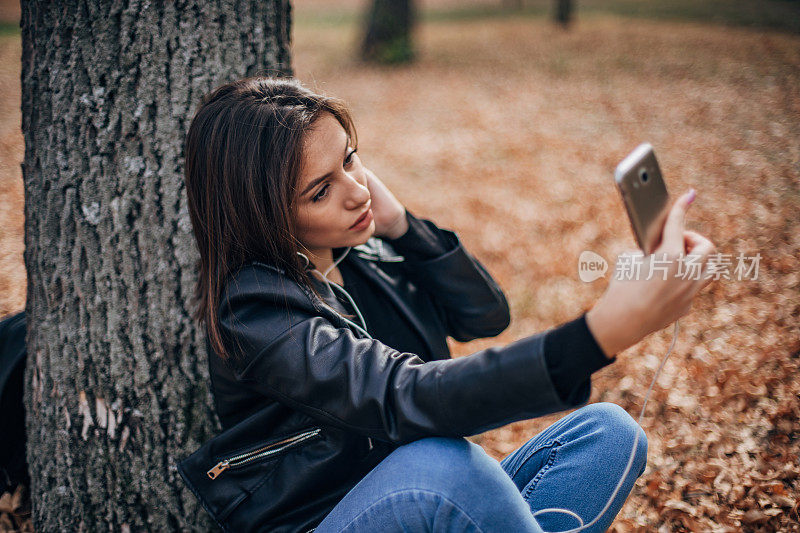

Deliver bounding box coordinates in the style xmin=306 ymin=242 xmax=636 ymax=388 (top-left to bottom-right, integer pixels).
xmin=206 ymin=428 xmax=322 ymax=480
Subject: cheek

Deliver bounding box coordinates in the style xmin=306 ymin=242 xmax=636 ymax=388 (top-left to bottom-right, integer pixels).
xmin=295 ymin=203 xmax=336 ymax=244
xmin=292 ymin=204 xmax=310 ymax=238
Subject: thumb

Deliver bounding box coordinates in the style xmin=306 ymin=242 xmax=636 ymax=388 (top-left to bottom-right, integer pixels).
xmin=661 ymin=189 xmax=696 ymax=254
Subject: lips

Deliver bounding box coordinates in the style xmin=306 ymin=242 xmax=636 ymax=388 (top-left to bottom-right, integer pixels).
xmin=350 ymin=205 xmax=371 ymax=229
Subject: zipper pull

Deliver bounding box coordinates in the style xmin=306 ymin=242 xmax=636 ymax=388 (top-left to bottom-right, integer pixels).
xmin=367 ymin=437 xmax=374 ymax=450
xmin=207 ymin=460 xmax=230 ymax=480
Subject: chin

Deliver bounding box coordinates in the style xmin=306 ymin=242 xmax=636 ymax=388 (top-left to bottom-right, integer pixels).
xmin=354 ymin=233 xmax=374 ymax=247
xmin=348 ymin=225 xmax=375 ymax=247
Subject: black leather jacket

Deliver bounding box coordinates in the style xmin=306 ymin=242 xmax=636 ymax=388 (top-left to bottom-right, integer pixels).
xmin=178 ymin=221 xmax=584 ymax=533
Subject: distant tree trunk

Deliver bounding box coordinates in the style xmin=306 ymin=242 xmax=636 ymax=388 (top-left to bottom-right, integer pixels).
xmin=20 ymin=1 xmax=291 ymax=530
xmin=362 ymin=0 xmax=415 ymax=64
xmin=555 ymin=0 xmax=573 ymax=26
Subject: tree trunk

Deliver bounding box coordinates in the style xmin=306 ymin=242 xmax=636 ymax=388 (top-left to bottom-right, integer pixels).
xmin=20 ymin=1 xmax=291 ymax=530
xmin=555 ymin=0 xmax=573 ymax=26
xmin=361 ymin=0 xmax=415 ymax=64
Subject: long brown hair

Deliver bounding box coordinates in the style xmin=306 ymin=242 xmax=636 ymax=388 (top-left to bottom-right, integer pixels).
xmin=184 ymin=76 xmax=358 ymax=363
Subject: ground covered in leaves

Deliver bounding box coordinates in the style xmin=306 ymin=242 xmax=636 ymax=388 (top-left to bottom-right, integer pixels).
xmin=2 ymin=2 xmax=799 ymax=531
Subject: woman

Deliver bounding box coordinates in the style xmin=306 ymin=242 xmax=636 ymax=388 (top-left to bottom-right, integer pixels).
xmin=181 ymin=76 xmax=715 ymax=533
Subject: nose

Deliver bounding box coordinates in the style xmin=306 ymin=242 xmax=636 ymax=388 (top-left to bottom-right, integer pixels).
xmin=344 ymin=171 xmax=370 ymax=208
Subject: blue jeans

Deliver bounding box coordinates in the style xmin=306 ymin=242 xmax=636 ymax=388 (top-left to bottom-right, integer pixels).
xmin=315 ymin=403 xmax=648 ymax=533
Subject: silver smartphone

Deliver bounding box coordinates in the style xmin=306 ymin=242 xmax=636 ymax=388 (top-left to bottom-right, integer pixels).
xmin=614 ymin=143 xmax=671 ymax=255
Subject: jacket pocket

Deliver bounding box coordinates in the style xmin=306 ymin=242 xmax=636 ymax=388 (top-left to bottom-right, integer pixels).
xmin=206 ymin=427 xmax=323 ymax=480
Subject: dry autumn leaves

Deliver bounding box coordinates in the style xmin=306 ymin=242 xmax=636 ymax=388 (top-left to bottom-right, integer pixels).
xmin=1 ymin=2 xmax=799 ymax=532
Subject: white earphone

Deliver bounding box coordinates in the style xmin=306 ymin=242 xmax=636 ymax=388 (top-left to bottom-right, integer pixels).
xmin=297 ymin=249 xmax=373 ymax=339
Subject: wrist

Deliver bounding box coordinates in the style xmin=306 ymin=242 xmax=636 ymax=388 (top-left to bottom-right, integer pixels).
xmin=585 ymin=300 xmax=642 ymax=359
xmin=382 ymin=209 xmax=410 ymax=239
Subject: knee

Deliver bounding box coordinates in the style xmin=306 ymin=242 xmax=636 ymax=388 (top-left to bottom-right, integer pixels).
xmin=576 ymin=402 xmax=648 ymax=475
xmin=389 ymin=437 xmax=508 ymax=495
xmin=393 ymin=437 xmax=495 ymax=476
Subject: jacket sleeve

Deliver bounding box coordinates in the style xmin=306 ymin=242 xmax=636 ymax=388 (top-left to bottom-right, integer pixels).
xmin=219 ymin=278 xmax=585 ymax=445
xmin=385 ymin=209 xmax=511 ymax=342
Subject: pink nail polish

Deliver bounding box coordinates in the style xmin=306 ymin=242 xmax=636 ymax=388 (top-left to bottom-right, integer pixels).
xmin=687 ymin=189 xmax=696 ymax=205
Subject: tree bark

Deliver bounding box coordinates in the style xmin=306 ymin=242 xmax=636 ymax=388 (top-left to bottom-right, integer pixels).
xmin=556 ymin=0 xmax=573 ymax=26
xmin=361 ymin=0 xmax=415 ymax=64
xmin=20 ymin=1 xmax=291 ymax=530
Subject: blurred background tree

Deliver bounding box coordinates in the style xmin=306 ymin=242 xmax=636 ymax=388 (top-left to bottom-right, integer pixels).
xmin=361 ymin=0 xmax=416 ymax=63
xmin=556 ymin=0 xmax=573 ymax=26
xmin=19 ymin=0 xmax=290 ymax=530
xmin=502 ymin=0 xmax=574 ymax=26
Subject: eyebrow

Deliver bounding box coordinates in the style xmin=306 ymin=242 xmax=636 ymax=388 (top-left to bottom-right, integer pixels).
xmin=301 ymin=138 xmax=351 ymax=197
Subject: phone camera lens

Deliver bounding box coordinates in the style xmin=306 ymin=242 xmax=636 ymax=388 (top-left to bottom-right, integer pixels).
xmin=639 ymin=168 xmax=649 ymax=183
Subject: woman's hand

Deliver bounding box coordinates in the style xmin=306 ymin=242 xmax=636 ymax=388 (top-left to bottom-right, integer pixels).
xmin=364 ymin=168 xmax=409 ymax=239
xmin=586 ymin=189 xmax=717 ymax=358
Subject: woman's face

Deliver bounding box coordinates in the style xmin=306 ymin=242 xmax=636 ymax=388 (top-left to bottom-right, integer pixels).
xmin=293 ymin=112 xmax=374 ymax=258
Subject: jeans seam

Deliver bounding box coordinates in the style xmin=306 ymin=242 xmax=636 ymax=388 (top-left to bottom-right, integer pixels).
xmin=522 ymin=439 xmax=562 ymax=502
xmin=507 ymin=438 xmax=560 ymax=482
xmin=337 ymin=487 xmax=487 ymax=533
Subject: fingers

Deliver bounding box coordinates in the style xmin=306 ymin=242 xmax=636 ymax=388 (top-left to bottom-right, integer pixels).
xmin=682 ymin=230 xmax=716 ymax=263
xmin=684 ymin=230 xmax=717 ymax=292
xmin=683 ymin=230 xmax=703 ymax=251
xmin=690 ymin=239 xmax=715 ymax=264
xmin=660 ymin=189 xmax=696 ymax=254
xmin=363 ymin=167 xmax=374 ymax=183
xmin=683 ymin=230 xmax=714 ymax=255
xmin=364 ymin=168 xmax=377 ymax=192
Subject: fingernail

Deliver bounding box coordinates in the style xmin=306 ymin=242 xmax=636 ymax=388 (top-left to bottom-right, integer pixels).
xmin=686 ymin=188 xmax=696 ymax=205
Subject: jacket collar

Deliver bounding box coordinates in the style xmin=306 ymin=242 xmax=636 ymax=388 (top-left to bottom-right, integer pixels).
xmin=343 ymin=244 xmax=440 ymax=358
xmin=249 ymin=240 xmax=440 ymax=358
xmin=350 ymin=238 xmax=405 ymax=263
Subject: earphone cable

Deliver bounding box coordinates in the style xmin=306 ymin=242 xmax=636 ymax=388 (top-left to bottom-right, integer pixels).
xmin=531 ymin=318 xmax=680 ymax=533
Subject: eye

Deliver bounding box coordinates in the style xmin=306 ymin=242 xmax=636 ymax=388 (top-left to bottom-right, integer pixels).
xmin=312 ymin=183 xmax=329 ymax=203
xmin=344 ymin=148 xmax=357 ymax=167
xmin=311 ymin=149 xmax=357 ymax=203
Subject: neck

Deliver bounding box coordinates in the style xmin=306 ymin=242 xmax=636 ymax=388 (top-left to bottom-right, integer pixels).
xmin=305 ymin=247 xmax=350 ymax=287
xmin=302 ymin=247 xmax=331 ymax=274
xmin=309 ymin=247 xmax=352 ymax=275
